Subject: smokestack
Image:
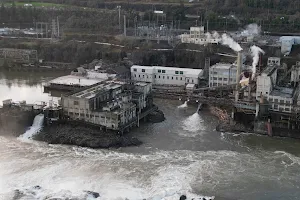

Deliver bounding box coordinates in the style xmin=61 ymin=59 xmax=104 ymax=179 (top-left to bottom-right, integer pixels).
xmin=235 ymin=52 xmax=242 ymax=101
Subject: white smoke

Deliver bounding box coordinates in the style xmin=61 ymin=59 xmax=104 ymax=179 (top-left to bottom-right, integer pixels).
xmin=206 ymin=31 xmax=242 ymax=52
xmin=205 ymin=32 xmax=212 ymax=41
xmin=212 ymin=31 xmax=220 ymax=39
xmin=250 ymin=45 xmax=265 ymax=79
xmin=241 ymin=23 xmax=261 ymax=37
xmin=221 ymin=33 xmax=243 ymax=52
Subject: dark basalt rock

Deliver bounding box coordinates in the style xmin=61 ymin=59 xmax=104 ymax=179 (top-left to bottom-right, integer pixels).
xmin=180 ymin=195 xmax=187 ymax=200
xmin=85 ymin=191 xmax=100 ymax=198
xmin=147 ymin=110 xmax=165 ymax=123
xmin=35 ymin=124 xmax=143 ymax=149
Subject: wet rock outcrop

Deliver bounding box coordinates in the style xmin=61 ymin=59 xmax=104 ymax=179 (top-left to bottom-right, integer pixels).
xmin=216 ymin=121 xmax=252 ymax=133
xmin=147 ymin=110 xmax=165 ymax=123
xmin=35 ymin=123 xmax=142 ymax=149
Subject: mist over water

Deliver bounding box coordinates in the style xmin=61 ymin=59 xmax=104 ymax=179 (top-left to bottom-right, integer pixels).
xmin=1 ymin=72 xmax=300 ymax=200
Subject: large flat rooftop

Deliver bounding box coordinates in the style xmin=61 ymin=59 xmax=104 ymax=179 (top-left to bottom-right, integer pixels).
xmin=72 ymin=82 xmax=123 ymax=99
xmin=210 ymin=63 xmax=235 ymax=70
xmin=49 ymin=75 xmax=102 ymax=87
xmin=271 ymin=87 xmax=294 ymax=98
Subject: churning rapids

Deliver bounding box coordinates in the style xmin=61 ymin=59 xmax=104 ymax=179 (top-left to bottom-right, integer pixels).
xmin=1 ymin=72 xmax=300 ymax=200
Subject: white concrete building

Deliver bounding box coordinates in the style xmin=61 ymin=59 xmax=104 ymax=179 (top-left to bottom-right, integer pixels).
xmin=291 ymin=61 xmax=300 ymax=83
xmin=209 ymin=63 xmax=237 ymax=87
xmin=180 ymin=26 xmax=220 ymax=45
xmin=131 ymin=65 xmax=203 ymax=86
xmin=256 ymin=66 xmax=278 ymax=99
xmin=256 ymin=65 xmax=296 ymax=113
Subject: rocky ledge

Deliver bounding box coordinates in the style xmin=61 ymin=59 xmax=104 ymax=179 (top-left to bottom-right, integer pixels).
xmin=216 ymin=121 xmax=253 ymax=133
xmin=147 ymin=110 xmax=165 ymax=123
xmin=35 ymin=123 xmax=142 ymax=149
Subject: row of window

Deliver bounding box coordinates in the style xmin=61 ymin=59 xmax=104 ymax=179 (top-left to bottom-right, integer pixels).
xmin=132 ymin=68 xmax=184 ymax=75
xmin=210 ymin=82 xmax=229 ymax=87
xmin=134 ymin=74 xmax=194 ymax=82
xmin=211 ymin=77 xmax=236 ymax=81
xmin=68 ymin=112 xmax=118 ymax=121
xmin=269 ymin=98 xmax=291 ymax=104
xmin=272 ymin=104 xmax=291 ymax=112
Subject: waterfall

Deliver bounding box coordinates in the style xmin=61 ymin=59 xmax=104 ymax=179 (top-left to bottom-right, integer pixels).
xmin=178 ymin=101 xmax=188 ymax=108
xmin=19 ymin=114 xmax=44 ymax=140
xmin=196 ymin=103 xmax=203 ymax=113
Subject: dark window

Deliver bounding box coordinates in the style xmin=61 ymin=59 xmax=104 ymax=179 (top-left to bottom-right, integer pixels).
xmin=285 ymin=107 xmax=290 ymax=111
xmin=133 ymin=69 xmax=137 ymax=72
xmin=134 ymin=74 xmax=136 ymax=77
xmin=280 ymin=100 xmax=284 ymax=104
xmin=187 ymin=79 xmax=189 ymax=82
xmin=175 ymin=71 xmax=179 ymax=74
xmin=172 ymin=77 xmax=174 ymax=80
xmin=274 ymin=104 xmax=278 ymax=109
xmin=142 ymin=69 xmax=145 ymax=72
xmin=138 ymin=75 xmax=140 ymax=78
xmin=155 ymin=75 xmax=156 ymax=78
xmin=213 ymin=77 xmax=217 ymax=80
xmin=147 ymin=75 xmax=148 ymax=78
xmin=192 ymin=79 xmax=194 ymax=83
xmin=74 ymin=101 xmax=79 ymax=106
xmin=223 ymin=78 xmax=228 ymax=81
xmin=180 ymin=71 xmax=183 ymax=75
xmin=180 ymin=77 xmax=182 ymax=80
xmin=163 ymin=76 xmax=165 ymax=79
xmin=142 ymin=75 xmax=144 ymax=78
xmin=167 ymin=76 xmax=169 ymax=79
xmin=176 ymin=77 xmax=178 ymax=80
xmin=214 ymin=71 xmax=218 ymax=74
xmin=158 ymin=69 xmax=161 ymax=73
xmin=159 ymin=76 xmax=161 ymax=79
xmin=218 ymin=78 xmax=222 ymax=80
xmin=162 ymin=70 xmax=166 ymax=73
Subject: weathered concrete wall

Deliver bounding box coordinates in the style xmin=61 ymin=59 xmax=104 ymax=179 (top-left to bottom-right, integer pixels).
xmin=0 ymin=107 xmax=35 ymax=136
xmin=254 ymin=120 xmax=268 ymax=135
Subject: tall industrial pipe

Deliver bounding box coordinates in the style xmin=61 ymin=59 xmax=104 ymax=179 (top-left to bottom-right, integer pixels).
xmin=235 ymin=51 xmax=242 ymax=102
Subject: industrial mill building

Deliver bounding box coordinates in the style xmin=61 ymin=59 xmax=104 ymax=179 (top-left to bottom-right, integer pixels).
xmin=131 ymin=65 xmax=203 ymax=86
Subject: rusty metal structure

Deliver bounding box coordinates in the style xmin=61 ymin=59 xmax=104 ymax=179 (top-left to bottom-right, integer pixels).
xmin=0 ymin=48 xmax=38 ymax=64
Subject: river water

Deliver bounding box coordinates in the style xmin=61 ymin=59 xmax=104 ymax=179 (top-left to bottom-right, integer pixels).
xmin=1 ymin=71 xmax=300 ymax=200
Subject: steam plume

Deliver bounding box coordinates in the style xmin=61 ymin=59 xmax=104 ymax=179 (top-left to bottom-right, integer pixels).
xmin=212 ymin=31 xmax=220 ymax=39
xmin=241 ymin=23 xmax=261 ymax=37
xmin=221 ymin=33 xmax=243 ymax=52
xmin=250 ymin=45 xmax=265 ymax=79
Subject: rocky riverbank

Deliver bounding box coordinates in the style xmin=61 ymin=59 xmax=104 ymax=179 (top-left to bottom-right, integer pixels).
xmin=35 ymin=123 xmax=142 ymax=149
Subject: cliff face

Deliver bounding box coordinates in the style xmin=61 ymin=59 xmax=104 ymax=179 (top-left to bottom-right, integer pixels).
xmin=0 ymin=107 xmax=35 ymax=136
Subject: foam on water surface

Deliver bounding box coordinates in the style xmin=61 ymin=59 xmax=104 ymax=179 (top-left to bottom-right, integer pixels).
xmin=180 ymin=113 xmax=205 ymax=137
xmin=178 ymin=101 xmax=188 ymax=109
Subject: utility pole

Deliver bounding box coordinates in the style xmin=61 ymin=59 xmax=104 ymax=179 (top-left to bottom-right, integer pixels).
xmin=124 ymin=15 xmax=126 ymax=36
xmin=207 ymin=20 xmax=209 ymax=33
xmin=117 ymin=6 xmax=121 ymax=30
xmin=57 ymin=16 xmax=60 ymax=38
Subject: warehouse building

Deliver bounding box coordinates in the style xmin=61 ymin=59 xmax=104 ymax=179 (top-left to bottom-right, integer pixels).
xmin=209 ymin=63 xmax=238 ymax=87
xmin=62 ymin=81 xmax=152 ymax=130
xmin=131 ymin=65 xmax=203 ymax=86
xmin=180 ymin=27 xmax=221 ymax=45
xmin=256 ymin=65 xmax=300 ymax=113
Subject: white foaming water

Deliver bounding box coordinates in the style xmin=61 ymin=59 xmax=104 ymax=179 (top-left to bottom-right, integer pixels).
xmin=178 ymin=101 xmax=188 ymax=108
xmin=182 ymin=113 xmax=205 ymax=133
xmin=18 ymin=114 xmax=44 ymax=141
